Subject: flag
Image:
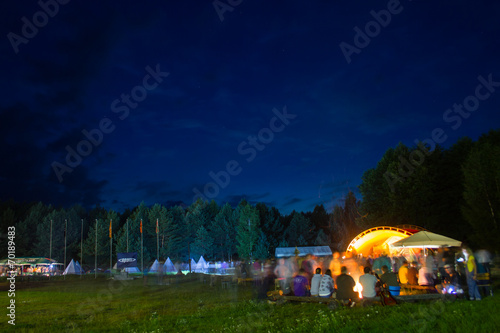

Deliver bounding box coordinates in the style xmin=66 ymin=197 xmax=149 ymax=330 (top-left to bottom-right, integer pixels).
xmin=156 ymin=219 xmax=159 ymax=234
xmin=140 ymin=220 xmax=143 ymax=234
xmin=109 ymin=219 xmax=112 ymax=239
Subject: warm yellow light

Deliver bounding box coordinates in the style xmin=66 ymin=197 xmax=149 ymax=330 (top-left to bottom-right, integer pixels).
xmin=346 ymin=227 xmax=413 ymax=256
xmin=354 ymin=282 xmax=363 ymax=299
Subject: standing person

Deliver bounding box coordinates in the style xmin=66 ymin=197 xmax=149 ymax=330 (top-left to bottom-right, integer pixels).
xmin=463 ymin=248 xmax=481 ymax=301
xmin=318 ymin=269 xmax=335 ymax=298
xmin=398 ymin=260 xmax=409 ymax=285
xmin=329 ymin=252 xmax=342 ymax=278
xmin=293 ymin=268 xmax=310 ymax=296
xmin=418 ymin=261 xmax=435 ymax=286
xmin=310 ymin=268 xmax=322 ymax=297
xmin=335 ymin=266 xmax=357 ymax=302
xmin=274 ymin=258 xmax=292 ymax=295
xmin=359 ymin=266 xmax=378 ymax=299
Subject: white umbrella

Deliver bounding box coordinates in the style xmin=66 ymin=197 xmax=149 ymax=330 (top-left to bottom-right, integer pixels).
xmin=390 ymin=231 xmax=462 ymax=249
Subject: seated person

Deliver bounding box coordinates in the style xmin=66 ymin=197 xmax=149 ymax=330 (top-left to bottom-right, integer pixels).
xmin=318 ymin=269 xmax=335 ymax=298
xmin=293 ymin=268 xmax=310 ymax=296
xmin=310 ymin=268 xmax=322 ymax=297
xmin=398 ymin=260 xmax=409 ymax=284
xmin=437 ymin=264 xmax=461 ymax=294
xmin=359 ymin=266 xmax=378 ymax=299
xmin=380 ymin=265 xmax=400 ymax=296
xmin=407 ymin=261 xmax=419 ymax=285
xmin=336 ymin=266 xmax=358 ymax=301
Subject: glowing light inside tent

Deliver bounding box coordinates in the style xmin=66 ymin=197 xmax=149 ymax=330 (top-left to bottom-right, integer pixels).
xmin=346 ymin=227 xmax=414 ymax=256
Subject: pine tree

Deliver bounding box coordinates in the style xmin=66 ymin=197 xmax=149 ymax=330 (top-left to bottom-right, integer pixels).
xmin=235 ymin=201 xmax=260 ymax=260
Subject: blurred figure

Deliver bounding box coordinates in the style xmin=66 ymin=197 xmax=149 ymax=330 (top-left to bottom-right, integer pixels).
xmin=372 ymin=252 xmax=391 ymax=276
xmin=463 ymin=247 xmax=481 ymax=300
xmin=475 ymin=249 xmax=492 ymax=274
xmin=380 ymin=265 xmax=400 ymax=296
xmin=310 ymin=267 xmax=322 ymax=297
xmin=398 ymin=260 xmax=409 ymax=285
xmin=319 ymin=269 xmax=335 ymax=298
xmin=274 ymin=258 xmax=292 ymax=295
xmin=407 ymin=261 xmax=419 ymax=285
xmin=257 ymin=260 xmax=276 ymax=300
xmin=359 ymin=266 xmax=378 ymax=299
xmin=293 ymin=268 xmax=310 ymax=296
xmin=418 ymin=260 xmax=435 ymax=286
xmin=329 ymin=252 xmax=342 ymax=278
xmin=336 ymin=266 xmax=357 ymax=302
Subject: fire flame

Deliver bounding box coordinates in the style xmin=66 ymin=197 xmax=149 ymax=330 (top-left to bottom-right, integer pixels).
xmin=353 ymin=282 xmax=363 ymax=299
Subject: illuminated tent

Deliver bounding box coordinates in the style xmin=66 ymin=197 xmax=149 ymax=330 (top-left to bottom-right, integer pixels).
xmin=149 ymin=259 xmax=160 ymax=273
xmin=163 ymin=257 xmax=176 ymax=273
xmin=195 ymin=256 xmax=208 ymax=273
xmin=346 ymin=226 xmax=416 ymax=256
xmin=275 ymin=246 xmax=332 ymax=258
xmin=390 ymin=231 xmax=462 ymax=249
xmin=124 ymin=267 xmax=141 ymax=273
xmin=63 ymin=259 xmax=84 ymax=275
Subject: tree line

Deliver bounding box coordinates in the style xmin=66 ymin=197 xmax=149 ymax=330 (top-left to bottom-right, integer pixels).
xmin=0 ymin=196 xmax=361 ymax=267
xmin=358 ymin=129 xmax=500 ymax=251
xmin=1 ymin=129 xmax=498 ymax=266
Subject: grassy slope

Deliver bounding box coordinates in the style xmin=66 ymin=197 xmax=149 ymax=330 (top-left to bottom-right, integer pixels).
xmin=3 ymin=275 xmax=499 ymax=332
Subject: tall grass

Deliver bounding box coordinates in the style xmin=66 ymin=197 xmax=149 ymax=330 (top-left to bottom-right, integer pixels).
xmin=3 ymin=274 xmax=499 ymax=332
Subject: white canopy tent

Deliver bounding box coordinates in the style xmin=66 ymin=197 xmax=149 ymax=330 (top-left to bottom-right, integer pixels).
xmin=275 ymin=246 xmax=332 ymax=258
xmin=390 ymin=231 xmax=462 ymax=249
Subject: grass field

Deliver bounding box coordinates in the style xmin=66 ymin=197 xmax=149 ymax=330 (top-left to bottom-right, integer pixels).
xmin=2 ymin=274 xmax=499 ymax=332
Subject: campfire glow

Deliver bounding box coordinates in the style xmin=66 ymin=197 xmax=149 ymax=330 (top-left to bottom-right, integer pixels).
xmin=354 ymin=282 xmax=363 ymax=299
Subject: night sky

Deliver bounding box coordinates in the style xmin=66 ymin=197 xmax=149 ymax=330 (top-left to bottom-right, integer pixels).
xmin=1 ymin=0 xmax=499 ymax=214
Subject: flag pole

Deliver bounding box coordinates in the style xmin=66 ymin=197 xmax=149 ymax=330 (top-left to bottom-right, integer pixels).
xmin=64 ymin=219 xmax=67 ymax=280
xmin=126 ymin=218 xmax=129 ymax=253
xmin=80 ymin=218 xmax=83 ymax=279
xmin=110 ymin=219 xmax=112 ymax=278
xmin=95 ymin=219 xmax=98 ymax=279
xmin=156 ymin=218 xmax=159 ymax=261
xmin=49 ymin=219 xmax=53 ymax=278
xmin=141 ymin=219 xmax=144 ymax=277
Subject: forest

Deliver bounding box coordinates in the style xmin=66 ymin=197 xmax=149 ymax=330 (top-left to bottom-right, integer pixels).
xmin=1 ymin=129 xmax=498 ymax=267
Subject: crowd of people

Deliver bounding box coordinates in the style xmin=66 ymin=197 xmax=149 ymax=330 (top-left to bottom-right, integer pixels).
xmin=240 ymin=247 xmax=494 ymax=302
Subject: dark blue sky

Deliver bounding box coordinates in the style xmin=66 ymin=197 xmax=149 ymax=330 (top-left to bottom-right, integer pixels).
xmin=1 ymin=0 xmax=499 ymax=214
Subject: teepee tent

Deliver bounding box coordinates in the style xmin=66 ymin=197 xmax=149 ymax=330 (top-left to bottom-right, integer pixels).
xmin=163 ymin=257 xmax=176 ymax=273
xmin=63 ymin=259 xmax=84 ymax=275
xmin=149 ymin=259 xmax=160 ymax=273
xmin=195 ymin=256 xmax=208 ymax=273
